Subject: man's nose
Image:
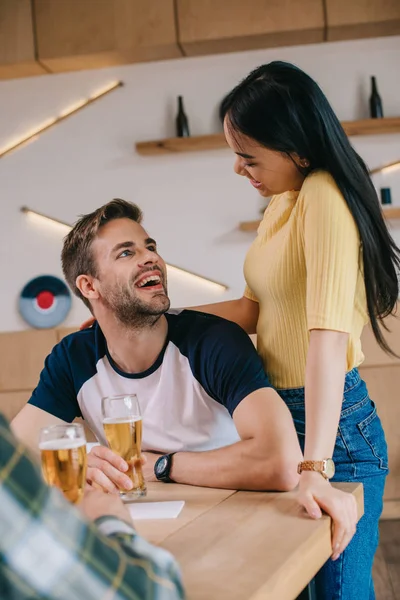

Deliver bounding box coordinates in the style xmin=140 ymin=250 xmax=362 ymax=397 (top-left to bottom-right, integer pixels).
xmin=137 ymin=248 xmax=157 ymax=266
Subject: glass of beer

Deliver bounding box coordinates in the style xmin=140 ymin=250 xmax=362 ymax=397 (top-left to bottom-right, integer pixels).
xmin=39 ymin=423 xmax=87 ymax=504
xmin=102 ymin=394 xmax=146 ymax=501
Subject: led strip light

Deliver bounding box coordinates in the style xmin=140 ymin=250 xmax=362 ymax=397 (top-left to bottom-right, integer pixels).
xmin=20 ymin=207 xmax=229 ymax=292
xmin=0 ymin=81 xmax=123 ymax=159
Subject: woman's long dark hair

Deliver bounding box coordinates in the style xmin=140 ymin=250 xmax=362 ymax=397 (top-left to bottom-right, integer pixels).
xmin=220 ymin=61 xmax=399 ymax=354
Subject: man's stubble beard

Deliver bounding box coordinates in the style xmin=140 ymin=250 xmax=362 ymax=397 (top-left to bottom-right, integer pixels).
xmin=101 ymin=282 xmax=170 ymax=329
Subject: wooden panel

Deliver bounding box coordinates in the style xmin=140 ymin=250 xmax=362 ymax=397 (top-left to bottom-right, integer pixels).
xmin=359 ymin=365 xmax=400 ymax=506
xmin=56 ymin=327 xmax=78 ymax=343
xmin=0 ymin=390 xmax=31 ymax=422
xmin=135 ymin=483 xmax=236 ymax=545
xmin=34 ymin=0 xmax=116 ymax=72
xmin=326 ymin=0 xmax=400 ymax=41
xmin=34 ymin=0 xmax=180 ymax=73
xmin=378 ymin=520 xmax=400 ymax=595
xmin=372 ymin=545 xmax=396 ymax=600
xmin=113 ymin=0 xmax=181 ymax=63
xmin=0 ymin=0 xmax=46 ymax=80
xmin=381 ymin=499 xmax=400 ymax=520
xmin=0 ymin=329 xmax=57 ymax=392
xmin=161 ymin=483 xmax=363 ymax=600
xmin=361 ymin=313 xmax=400 ymax=368
xmin=0 ymin=401 xmax=97 ymax=442
xmin=0 ymin=396 xmax=97 ymax=439
xmin=177 ymin=0 xmax=324 ymax=56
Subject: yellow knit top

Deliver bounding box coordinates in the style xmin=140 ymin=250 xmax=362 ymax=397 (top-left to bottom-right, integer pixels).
xmin=244 ymin=170 xmax=368 ymax=389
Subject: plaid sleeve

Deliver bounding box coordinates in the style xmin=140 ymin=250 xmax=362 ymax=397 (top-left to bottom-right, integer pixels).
xmin=0 ymin=414 xmax=185 ymax=600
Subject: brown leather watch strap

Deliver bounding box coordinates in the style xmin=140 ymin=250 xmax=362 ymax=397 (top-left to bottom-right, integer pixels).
xmin=297 ymin=460 xmax=325 ymax=475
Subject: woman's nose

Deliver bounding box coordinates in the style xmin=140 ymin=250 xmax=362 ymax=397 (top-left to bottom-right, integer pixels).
xmin=234 ymin=156 xmax=245 ymax=176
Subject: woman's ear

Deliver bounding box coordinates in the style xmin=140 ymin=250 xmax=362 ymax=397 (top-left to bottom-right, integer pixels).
xmin=292 ymin=153 xmax=310 ymax=169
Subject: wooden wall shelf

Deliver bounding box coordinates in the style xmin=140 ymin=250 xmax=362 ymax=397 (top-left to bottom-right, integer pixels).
xmin=239 ymin=220 xmax=262 ymax=232
xmin=382 ymin=207 xmax=400 ymax=220
xmin=239 ymin=206 xmax=400 ymax=232
xmin=135 ymin=117 xmax=400 ymax=156
xmin=136 ymin=133 xmax=227 ymax=155
xmin=342 ymin=117 xmax=400 ymax=136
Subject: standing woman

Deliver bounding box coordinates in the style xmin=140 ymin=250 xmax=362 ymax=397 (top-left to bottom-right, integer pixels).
xmin=199 ymin=62 xmax=398 ymax=599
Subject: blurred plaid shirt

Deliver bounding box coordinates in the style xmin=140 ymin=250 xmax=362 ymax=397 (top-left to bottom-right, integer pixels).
xmin=0 ymin=414 xmax=185 ymax=600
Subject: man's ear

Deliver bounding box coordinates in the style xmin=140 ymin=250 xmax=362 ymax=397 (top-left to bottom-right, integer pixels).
xmin=76 ymin=274 xmax=100 ymax=302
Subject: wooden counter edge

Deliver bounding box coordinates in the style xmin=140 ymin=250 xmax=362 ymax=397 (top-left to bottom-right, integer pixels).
xmin=248 ymin=482 xmax=364 ymax=600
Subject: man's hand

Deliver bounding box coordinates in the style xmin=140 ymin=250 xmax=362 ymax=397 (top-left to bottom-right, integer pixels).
xmin=79 ymin=486 xmax=133 ymax=523
xmin=87 ymin=446 xmax=134 ymax=493
xmin=142 ymin=452 xmax=163 ymax=482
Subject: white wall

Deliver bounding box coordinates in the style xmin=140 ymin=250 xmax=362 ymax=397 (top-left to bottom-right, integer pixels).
xmin=1 ymin=35 xmax=400 ymax=332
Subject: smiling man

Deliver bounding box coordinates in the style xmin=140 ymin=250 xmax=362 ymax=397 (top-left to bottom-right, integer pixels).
xmin=12 ymin=199 xmax=301 ymax=493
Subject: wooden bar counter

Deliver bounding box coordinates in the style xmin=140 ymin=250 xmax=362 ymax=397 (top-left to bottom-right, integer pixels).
xmin=136 ymin=482 xmax=363 ymax=600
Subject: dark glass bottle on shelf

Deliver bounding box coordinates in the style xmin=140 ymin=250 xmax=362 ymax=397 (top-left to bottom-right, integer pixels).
xmin=380 ymin=188 xmax=392 ymax=205
xmin=369 ymin=76 xmax=384 ymax=119
xmin=176 ymin=95 xmax=190 ymax=137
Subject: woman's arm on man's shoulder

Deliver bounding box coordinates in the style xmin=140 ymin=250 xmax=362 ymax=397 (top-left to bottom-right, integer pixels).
xmin=188 ymin=296 xmax=259 ymax=334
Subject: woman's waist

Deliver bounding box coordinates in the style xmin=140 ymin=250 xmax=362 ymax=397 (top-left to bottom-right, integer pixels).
xmin=277 ymin=367 xmax=366 ymax=406
xmin=259 ymin=345 xmax=364 ymax=388
xmin=256 ymin=322 xmax=365 ymax=389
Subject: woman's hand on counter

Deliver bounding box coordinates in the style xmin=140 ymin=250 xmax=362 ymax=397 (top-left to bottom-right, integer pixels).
xmin=296 ymin=470 xmax=358 ymax=560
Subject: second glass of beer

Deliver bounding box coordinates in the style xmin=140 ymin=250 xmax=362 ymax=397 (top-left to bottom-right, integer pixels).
xmin=39 ymin=423 xmax=87 ymax=504
xmin=102 ymin=394 xmax=147 ymax=500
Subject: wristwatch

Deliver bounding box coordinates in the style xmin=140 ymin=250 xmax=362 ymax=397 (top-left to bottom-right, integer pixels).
xmin=297 ymin=458 xmax=335 ymax=480
xmin=154 ymin=453 xmax=176 ymax=483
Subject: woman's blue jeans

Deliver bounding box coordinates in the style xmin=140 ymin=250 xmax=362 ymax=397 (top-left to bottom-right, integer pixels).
xmin=279 ymin=368 xmax=388 ymax=600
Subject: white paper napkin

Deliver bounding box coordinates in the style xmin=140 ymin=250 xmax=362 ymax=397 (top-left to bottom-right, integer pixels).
xmin=128 ymin=500 xmax=185 ymax=520
xmin=86 ymin=442 xmax=100 ymax=452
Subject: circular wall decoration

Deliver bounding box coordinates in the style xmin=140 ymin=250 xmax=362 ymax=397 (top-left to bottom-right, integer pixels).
xmin=19 ymin=275 xmax=72 ymax=329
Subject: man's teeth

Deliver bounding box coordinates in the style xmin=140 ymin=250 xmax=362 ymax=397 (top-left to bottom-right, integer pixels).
xmin=137 ymin=275 xmax=161 ymax=288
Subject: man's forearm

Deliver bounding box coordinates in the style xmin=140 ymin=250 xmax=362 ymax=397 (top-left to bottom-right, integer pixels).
xmin=169 ymin=438 xmax=297 ymax=491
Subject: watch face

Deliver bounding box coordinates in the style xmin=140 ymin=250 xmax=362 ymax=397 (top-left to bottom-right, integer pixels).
xmin=325 ymin=459 xmax=335 ymax=479
xmin=156 ymin=456 xmax=168 ymax=475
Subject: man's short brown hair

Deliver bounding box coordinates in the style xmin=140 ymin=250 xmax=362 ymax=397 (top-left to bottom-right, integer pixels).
xmin=61 ymin=199 xmax=143 ymax=310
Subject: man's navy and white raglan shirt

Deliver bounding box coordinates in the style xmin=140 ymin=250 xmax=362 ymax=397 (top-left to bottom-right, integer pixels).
xmin=29 ymin=310 xmax=272 ymax=452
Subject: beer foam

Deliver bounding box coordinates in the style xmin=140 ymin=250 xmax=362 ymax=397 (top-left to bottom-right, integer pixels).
xmin=39 ymin=438 xmax=85 ymax=451
xmin=102 ymin=417 xmax=142 ymax=425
